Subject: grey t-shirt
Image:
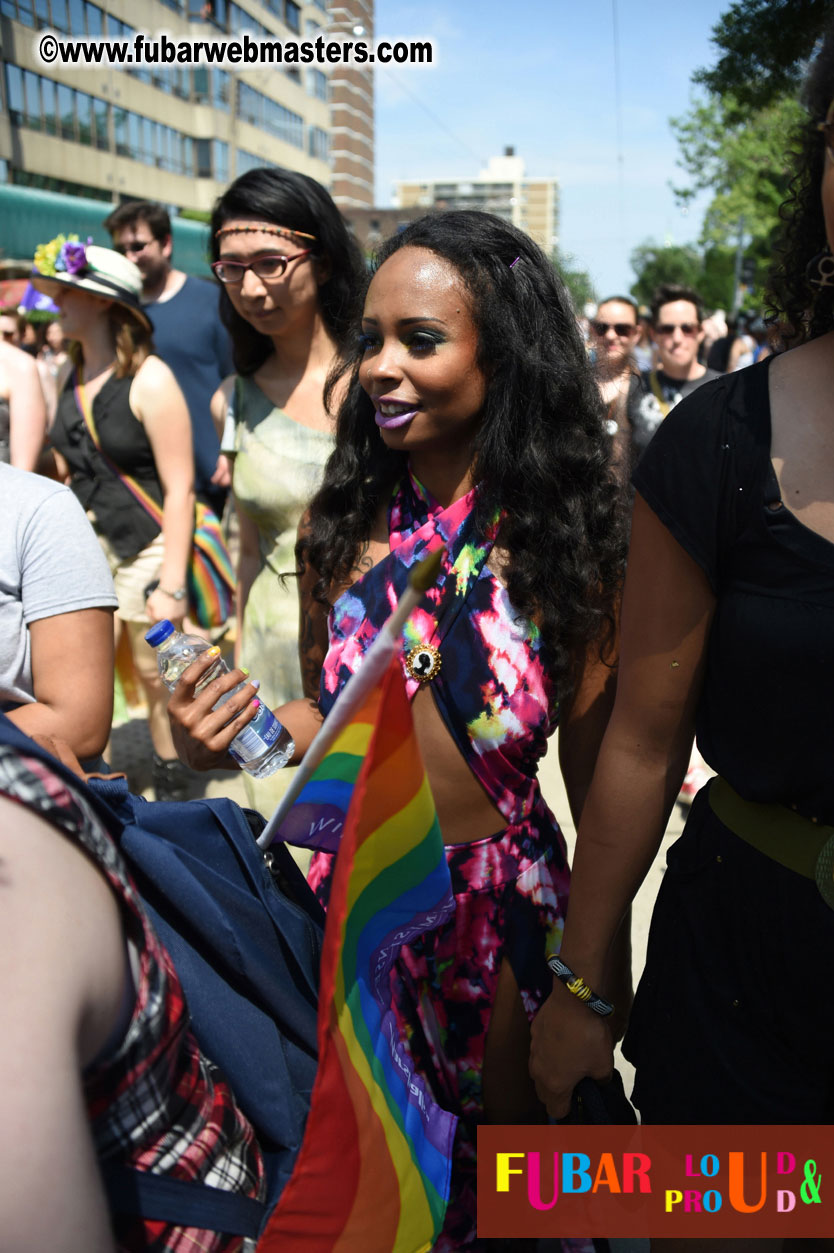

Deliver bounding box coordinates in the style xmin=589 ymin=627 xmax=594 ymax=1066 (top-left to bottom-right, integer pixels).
xmin=1 ymin=464 xmax=118 ymax=710
xmin=628 ymin=366 xmax=722 ymax=458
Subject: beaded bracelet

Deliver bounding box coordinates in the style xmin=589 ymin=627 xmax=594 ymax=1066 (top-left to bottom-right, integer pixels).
xmin=547 ymin=954 xmax=614 ymax=1018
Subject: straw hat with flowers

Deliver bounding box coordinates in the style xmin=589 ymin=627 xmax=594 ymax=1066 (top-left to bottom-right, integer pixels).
xmin=30 ymin=235 xmax=152 ymax=332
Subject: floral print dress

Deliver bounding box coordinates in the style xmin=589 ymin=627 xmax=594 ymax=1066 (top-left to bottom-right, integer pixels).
xmin=308 ymin=471 xmax=573 ymax=1249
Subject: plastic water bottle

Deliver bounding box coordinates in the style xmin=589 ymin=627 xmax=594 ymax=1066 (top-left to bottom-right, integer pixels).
xmin=145 ymin=620 xmax=294 ymax=778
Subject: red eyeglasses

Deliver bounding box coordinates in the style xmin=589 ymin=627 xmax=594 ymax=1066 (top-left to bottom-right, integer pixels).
xmin=211 ymin=250 xmax=314 ymax=284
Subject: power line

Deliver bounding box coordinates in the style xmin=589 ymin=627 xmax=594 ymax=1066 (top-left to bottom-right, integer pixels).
xmin=611 ymin=0 xmax=626 ymax=249
xmin=378 ymin=63 xmax=486 ymax=169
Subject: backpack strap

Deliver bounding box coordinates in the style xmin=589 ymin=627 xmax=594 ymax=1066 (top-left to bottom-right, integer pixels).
xmin=102 ymin=1166 xmax=267 ymax=1238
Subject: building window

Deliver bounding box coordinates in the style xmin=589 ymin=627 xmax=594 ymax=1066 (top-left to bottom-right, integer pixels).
xmin=236 ymin=147 xmax=275 ymax=176
xmin=23 ymin=69 xmax=41 ymax=130
xmin=212 ymin=69 xmax=231 ymax=109
xmin=41 ymin=77 xmax=57 ymax=134
xmin=308 ymin=125 xmax=328 ymax=162
xmin=236 ymin=83 xmax=303 ymax=148
xmin=5 ymin=65 xmax=24 ymax=125
xmin=308 ymin=68 xmax=327 ymax=100
xmin=114 ymin=107 xmax=129 ymax=156
xmin=229 ymin=3 xmax=267 ymax=35
xmin=1 ymin=0 xmax=36 ymax=25
xmin=213 ymin=138 xmax=229 ymax=183
xmin=9 ymin=167 xmax=112 ymax=199
xmin=196 ymin=137 xmax=212 ymax=178
xmin=50 ymin=0 xmax=68 ymax=29
xmin=285 ymin=0 xmax=300 ymax=32
xmin=188 ymin=0 xmax=226 ymax=25
xmin=85 ymin=2 xmax=102 ymax=35
xmin=193 ymin=67 xmax=210 ymax=101
xmin=57 ymin=82 xmax=75 ymax=141
xmin=92 ymin=94 xmax=108 ymax=148
xmin=76 ymin=89 xmax=95 ymax=145
xmin=173 ymin=67 xmax=190 ymax=98
xmin=4 ymin=60 xmax=199 ymax=174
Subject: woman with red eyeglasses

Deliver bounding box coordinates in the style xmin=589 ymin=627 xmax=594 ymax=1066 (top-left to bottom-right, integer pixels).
xmin=208 ymin=168 xmax=365 ymax=815
xmin=531 ymin=21 xmax=834 ymax=1143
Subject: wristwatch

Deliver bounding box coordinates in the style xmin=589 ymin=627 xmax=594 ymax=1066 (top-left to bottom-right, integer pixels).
xmin=144 ymin=579 xmax=187 ymax=601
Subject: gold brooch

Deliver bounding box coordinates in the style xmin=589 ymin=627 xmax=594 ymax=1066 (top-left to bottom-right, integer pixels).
xmin=405 ymin=644 xmax=442 ymax=684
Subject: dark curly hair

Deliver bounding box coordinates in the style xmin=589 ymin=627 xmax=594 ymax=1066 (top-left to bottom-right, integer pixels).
xmin=768 ymin=20 xmax=834 ymax=344
xmin=302 ymin=210 xmax=625 ymax=704
xmin=209 ymin=167 xmax=366 ymax=374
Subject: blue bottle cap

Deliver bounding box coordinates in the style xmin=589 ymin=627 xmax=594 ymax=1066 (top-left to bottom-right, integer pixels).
xmin=144 ymin=619 xmax=175 ymax=647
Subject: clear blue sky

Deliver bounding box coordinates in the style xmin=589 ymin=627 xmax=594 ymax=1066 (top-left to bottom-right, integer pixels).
xmin=373 ymin=0 xmax=729 ymax=297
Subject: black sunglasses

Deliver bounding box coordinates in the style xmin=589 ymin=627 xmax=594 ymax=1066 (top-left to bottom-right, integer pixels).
xmin=114 ymin=239 xmax=155 ymax=256
xmin=591 ymin=319 xmax=637 ymax=338
xmin=655 ymin=322 xmax=699 ymax=337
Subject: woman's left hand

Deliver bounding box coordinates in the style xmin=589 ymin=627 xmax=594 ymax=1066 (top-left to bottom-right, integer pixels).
xmin=529 ymin=981 xmax=615 ymax=1120
xmin=145 ymin=587 xmax=187 ymax=626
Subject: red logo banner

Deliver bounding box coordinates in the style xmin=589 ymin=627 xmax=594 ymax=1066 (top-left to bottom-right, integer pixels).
xmin=477 ymin=1126 xmax=830 ymax=1239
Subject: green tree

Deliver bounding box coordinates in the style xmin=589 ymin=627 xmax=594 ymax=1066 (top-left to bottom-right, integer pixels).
xmin=629 ymin=241 xmax=740 ymax=312
xmin=694 ymin=0 xmax=834 ymax=112
xmin=700 ymin=244 xmax=738 ymax=311
xmin=628 ymin=241 xmax=704 ymax=306
xmin=671 ymin=91 xmax=804 ymax=246
xmin=552 ymin=248 xmax=596 ymax=313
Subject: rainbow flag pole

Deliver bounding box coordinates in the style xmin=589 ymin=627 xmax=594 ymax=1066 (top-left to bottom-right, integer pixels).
xmin=257 ymin=546 xmax=445 ymax=851
xmin=257 ymin=644 xmax=457 ymax=1251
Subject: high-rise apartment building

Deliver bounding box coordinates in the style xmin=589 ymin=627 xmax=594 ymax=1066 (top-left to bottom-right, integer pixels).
xmin=0 ymin=0 xmax=374 ymax=212
xmin=395 ymin=148 xmax=559 ymax=252
xmin=327 ymin=0 xmax=372 ymax=207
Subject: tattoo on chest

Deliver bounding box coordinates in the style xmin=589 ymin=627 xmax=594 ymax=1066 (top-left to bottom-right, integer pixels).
xmin=352 ymin=542 xmax=374 ymax=577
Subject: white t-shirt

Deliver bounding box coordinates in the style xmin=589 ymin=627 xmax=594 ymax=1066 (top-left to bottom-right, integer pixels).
xmin=1 ymin=464 xmax=118 ymax=709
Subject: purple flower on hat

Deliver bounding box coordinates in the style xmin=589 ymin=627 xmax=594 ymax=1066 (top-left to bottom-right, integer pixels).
xmin=58 ymin=240 xmax=88 ymax=275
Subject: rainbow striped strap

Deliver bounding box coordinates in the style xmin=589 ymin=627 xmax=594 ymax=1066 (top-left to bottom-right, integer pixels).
xmin=73 ymin=369 xmax=164 ymax=526
xmin=547 ymin=954 xmax=614 ymax=1017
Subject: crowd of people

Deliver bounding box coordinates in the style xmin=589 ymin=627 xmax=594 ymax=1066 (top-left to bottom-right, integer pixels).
xmin=2 ymin=18 xmax=834 ymax=1251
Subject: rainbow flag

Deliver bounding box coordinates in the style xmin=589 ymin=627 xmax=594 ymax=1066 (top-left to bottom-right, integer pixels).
xmin=258 ymin=655 xmax=457 ymax=1252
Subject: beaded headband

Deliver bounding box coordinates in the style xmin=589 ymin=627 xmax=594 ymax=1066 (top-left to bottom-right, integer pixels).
xmin=214 ymin=223 xmax=317 ymax=243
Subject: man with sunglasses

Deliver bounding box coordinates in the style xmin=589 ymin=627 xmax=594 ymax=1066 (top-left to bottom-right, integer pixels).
xmin=645 ymin=282 xmax=720 ymax=417
xmin=103 ymin=201 xmax=233 ymax=518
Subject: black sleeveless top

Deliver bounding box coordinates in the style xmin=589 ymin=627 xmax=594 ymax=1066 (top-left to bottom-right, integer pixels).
xmin=51 ymin=373 xmax=163 ymax=560
xmin=633 ymin=358 xmax=834 ymax=825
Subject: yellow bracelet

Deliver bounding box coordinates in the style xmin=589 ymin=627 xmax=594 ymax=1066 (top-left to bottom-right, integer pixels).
xmin=547 ymin=955 xmax=614 ymax=1017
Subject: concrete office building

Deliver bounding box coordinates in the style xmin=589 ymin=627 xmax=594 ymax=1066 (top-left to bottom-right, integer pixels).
xmin=395 ymin=148 xmax=559 ymax=252
xmin=0 ymin=0 xmax=374 ymax=212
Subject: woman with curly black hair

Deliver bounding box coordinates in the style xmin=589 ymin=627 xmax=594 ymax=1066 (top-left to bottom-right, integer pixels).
xmin=207 ymin=167 xmax=365 ymax=813
xmin=171 ymin=209 xmax=624 ymax=1246
xmin=532 ymin=19 xmax=834 ymax=1146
